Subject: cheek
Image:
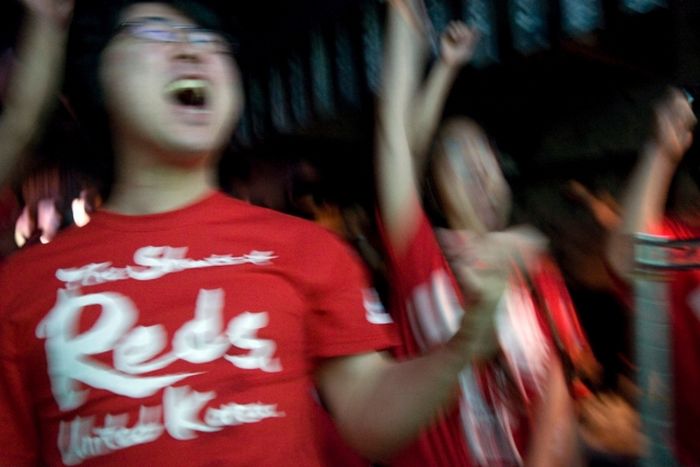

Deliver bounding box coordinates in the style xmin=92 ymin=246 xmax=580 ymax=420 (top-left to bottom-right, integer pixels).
xmin=436 ymin=164 xmax=466 ymax=209
xmin=214 ymin=61 xmax=244 ymax=127
xmin=221 ymin=62 xmax=242 ymax=106
xmin=100 ymin=48 xmax=136 ymax=106
xmin=101 ymin=45 xmax=162 ymax=99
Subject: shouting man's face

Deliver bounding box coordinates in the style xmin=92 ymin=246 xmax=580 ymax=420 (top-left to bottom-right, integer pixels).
xmin=99 ymin=2 xmax=243 ymax=166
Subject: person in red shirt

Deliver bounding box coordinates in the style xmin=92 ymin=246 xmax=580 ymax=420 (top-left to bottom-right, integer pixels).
xmin=607 ymin=88 xmax=700 ymax=465
xmin=376 ymin=1 xmax=588 ymax=465
xmin=0 ymin=1 xmax=502 ymax=465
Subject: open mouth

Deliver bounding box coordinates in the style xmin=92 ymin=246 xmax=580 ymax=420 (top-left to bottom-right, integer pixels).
xmin=165 ymin=79 xmax=210 ymax=109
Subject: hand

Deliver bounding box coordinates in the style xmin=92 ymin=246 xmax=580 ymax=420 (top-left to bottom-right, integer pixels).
xmin=456 ymin=279 xmax=503 ymax=361
xmin=437 ymin=229 xmax=516 ymax=362
xmin=566 ymin=180 xmax=621 ymax=231
xmin=578 ymin=393 xmax=644 ymax=457
xmin=15 ymin=167 xmax=101 ymax=247
xmin=650 ymin=88 xmax=697 ymax=164
xmin=447 ymin=264 xmax=505 ymax=362
xmin=21 ymin=0 xmax=74 ymax=26
xmin=440 ymin=21 xmax=479 ymax=67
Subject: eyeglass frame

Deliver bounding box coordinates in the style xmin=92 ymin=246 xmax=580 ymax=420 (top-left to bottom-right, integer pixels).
xmin=114 ymin=16 xmax=237 ymax=55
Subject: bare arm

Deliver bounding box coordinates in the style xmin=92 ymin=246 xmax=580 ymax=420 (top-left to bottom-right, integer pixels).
xmin=606 ymin=89 xmax=696 ymax=279
xmin=525 ymin=361 xmax=583 ymax=467
xmin=409 ymin=22 xmax=478 ymax=169
xmin=315 ymin=308 xmax=492 ymax=462
xmin=376 ymin=2 xmax=478 ymax=252
xmin=0 ymin=0 xmax=73 ymax=186
xmin=375 ymin=0 xmax=428 ymax=253
xmin=315 ymin=351 xmax=460 ymax=461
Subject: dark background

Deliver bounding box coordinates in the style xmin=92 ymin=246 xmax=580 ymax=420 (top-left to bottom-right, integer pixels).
xmin=1 ymin=0 xmax=700 ymax=178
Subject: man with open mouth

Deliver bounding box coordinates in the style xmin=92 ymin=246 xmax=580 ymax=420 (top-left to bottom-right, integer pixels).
xmin=0 ymin=1 xmax=500 ymax=465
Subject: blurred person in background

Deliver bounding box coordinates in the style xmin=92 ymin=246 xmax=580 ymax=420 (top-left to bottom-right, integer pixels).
xmin=376 ymin=1 xmax=595 ymax=465
xmin=515 ymin=166 xmax=644 ymax=464
xmin=0 ymin=0 xmax=75 ymax=258
xmin=607 ymin=88 xmax=699 ymax=466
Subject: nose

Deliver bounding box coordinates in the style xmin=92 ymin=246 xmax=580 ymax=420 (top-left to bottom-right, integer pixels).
xmin=173 ymin=41 xmax=204 ymax=63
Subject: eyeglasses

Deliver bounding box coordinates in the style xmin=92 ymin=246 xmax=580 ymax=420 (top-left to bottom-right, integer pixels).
xmin=116 ymin=17 xmax=235 ymax=54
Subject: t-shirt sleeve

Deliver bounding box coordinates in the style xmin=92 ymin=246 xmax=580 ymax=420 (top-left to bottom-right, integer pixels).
xmin=379 ymin=208 xmax=465 ymax=301
xmin=0 ymin=265 xmax=40 ymax=466
xmin=606 ymin=215 xmax=689 ymax=308
xmin=381 ymin=209 xmax=437 ymax=282
xmin=532 ymin=256 xmax=592 ymax=359
xmin=304 ymin=232 xmax=398 ymax=358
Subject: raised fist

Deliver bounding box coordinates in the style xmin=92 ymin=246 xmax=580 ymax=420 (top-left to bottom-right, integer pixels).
xmin=650 ymin=88 xmax=697 ymax=164
xmin=440 ymin=21 xmax=479 ymax=67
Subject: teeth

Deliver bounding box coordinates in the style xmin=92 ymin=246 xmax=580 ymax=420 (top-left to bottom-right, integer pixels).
xmin=165 ymin=79 xmax=209 ymax=108
xmin=164 ymin=79 xmax=208 ymax=95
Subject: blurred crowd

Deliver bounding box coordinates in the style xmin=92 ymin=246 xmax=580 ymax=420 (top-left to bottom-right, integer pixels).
xmin=0 ymin=0 xmax=697 ymax=466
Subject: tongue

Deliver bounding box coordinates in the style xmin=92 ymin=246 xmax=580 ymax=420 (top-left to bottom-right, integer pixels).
xmin=176 ymin=88 xmax=205 ymax=107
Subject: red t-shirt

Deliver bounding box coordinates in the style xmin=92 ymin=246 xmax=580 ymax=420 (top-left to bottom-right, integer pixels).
xmin=0 ymin=191 xmax=397 ymax=466
xmin=382 ymin=213 xmax=589 ymax=466
xmin=657 ymin=216 xmax=700 ymax=466
xmin=380 ymin=213 xmax=474 ymax=466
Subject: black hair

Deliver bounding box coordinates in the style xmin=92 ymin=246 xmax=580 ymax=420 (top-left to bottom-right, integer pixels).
xmin=66 ymin=0 xmax=227 ymax=110
xmin=422 ymin=151 xmax=451 ymax=229
xmin=64 ymin=0 xmax=231 ymax=199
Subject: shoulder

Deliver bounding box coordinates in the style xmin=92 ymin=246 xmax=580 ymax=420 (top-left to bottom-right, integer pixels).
xmin=225 ymin=194 xmax=350 ymax=247
xmin=213 ymin=194 xmax=363 ymax=273
xmin=1 ymin=222 xmax=85 ymax=273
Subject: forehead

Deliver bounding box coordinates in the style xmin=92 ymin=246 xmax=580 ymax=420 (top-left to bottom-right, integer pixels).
xmin=443 ymin=122 xmax=487 ymax=145
xmin=119 ymin=2 xmax=196 ymax=25
xmin=441 ymin=128 xmax=490 ymax=159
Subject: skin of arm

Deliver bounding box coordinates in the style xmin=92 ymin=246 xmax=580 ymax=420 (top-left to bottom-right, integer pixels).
xmin=314 ymin=347 xmax=466 ymax=462
xmin=375 ymin=0 xmax=426 ymax=254
xmin=409 ymin=22 xmax=478 ymax=170
xmin=525 ymin=360 xmax=583 ymax=467
xmin=0 ymin=0 xmax=73 ymax=187
xmin=376 ymin=0 xmax=478 ymax=254
xmin=606 ymin=89 xmax=696 ymax=280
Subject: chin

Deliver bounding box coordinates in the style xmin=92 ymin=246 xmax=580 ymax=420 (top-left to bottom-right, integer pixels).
xmin=164 ymin=129 xmax=227 ymax=153
xmin=177 ymin=122 xmax=234 ymax=150
xmin=155 ymin=140 xmax=217 ymax=166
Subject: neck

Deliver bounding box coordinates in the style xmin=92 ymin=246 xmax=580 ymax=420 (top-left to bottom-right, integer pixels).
xmin=105 ymin=143 xmax=218 ymax=215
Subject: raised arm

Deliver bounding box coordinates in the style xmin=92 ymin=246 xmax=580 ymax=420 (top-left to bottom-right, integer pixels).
xmin=375 ymin=0 xmax=477 ymax=253
xmin=0 ymin=0 xmax=73 ymax=187
xmin=606 ymin=89 xmax=696 ymax=279
xmin=375 ymin=0 xmax=427 ymax=252
xmin=409 ymin=21 xmax=478 ymax=169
